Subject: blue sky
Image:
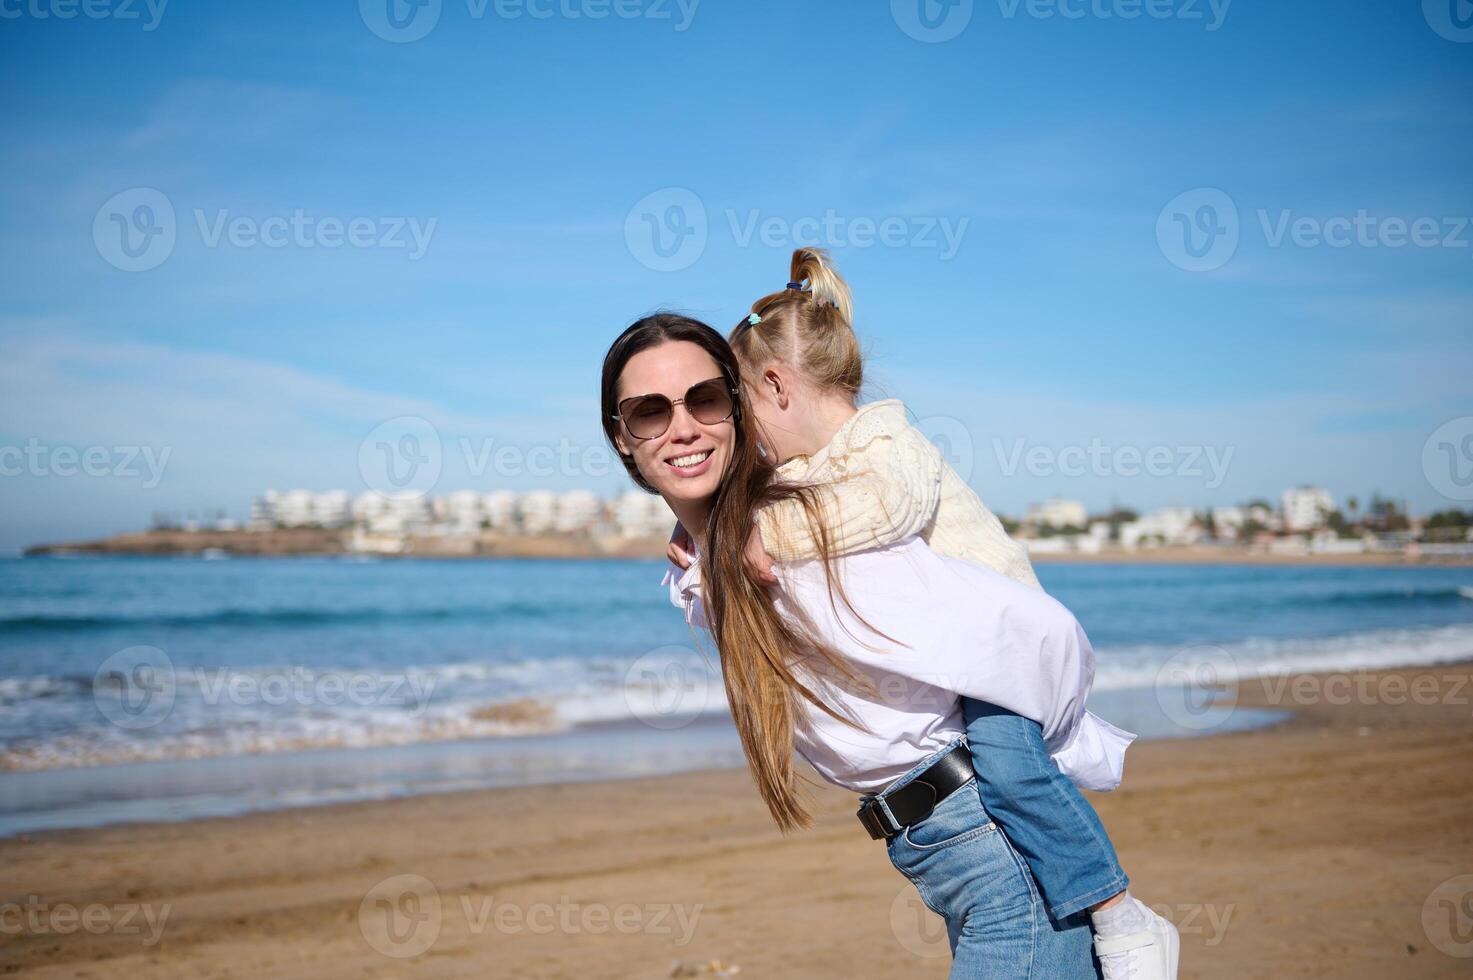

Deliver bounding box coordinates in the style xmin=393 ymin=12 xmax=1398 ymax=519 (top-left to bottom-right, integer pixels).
xmin=1 ymin=0 xmax=1471 ymax=553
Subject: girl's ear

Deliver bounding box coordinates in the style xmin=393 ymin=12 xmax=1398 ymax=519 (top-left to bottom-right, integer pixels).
xmin=763 ymin=366 xmax=790 ymax=411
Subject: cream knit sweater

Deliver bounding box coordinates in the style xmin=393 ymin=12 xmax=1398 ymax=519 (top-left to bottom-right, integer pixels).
xmin=754 ymin=399 xmax=1042 ymax=590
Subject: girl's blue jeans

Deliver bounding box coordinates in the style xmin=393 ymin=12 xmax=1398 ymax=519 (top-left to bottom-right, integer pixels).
xmin=962 ymin=697 xmax=1130 ymax=921
xmin=882 ymin=733 xmax=1103 ymax=978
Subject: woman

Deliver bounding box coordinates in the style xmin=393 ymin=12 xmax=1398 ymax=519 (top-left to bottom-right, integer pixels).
xmin=600 ymin=313 xmax=1107 ymax=977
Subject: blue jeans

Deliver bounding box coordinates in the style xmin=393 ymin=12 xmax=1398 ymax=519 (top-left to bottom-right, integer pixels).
xmin=963 ymin=698 xmax=1130 ymax=921
xmin=882 ymin=734 xmax=1102 ymax=979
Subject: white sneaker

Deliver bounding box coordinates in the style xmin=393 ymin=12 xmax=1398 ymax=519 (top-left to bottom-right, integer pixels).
xmin=1093 ymin=909 xmax=1179 ymax=980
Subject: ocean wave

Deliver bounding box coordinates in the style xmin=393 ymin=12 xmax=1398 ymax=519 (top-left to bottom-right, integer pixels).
xmin=0 ymin=600 xmax=629 ymax=631
xmin=1092 ymin=622 xmax=1473 ymax=692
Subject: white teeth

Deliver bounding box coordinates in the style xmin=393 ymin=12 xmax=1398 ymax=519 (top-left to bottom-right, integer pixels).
xmin=669 ymin=450 xmax=711 ymax=468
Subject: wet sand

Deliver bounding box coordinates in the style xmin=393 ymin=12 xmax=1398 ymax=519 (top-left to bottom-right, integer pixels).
xmin=2 ymin=662 xmax=1471 ymax=979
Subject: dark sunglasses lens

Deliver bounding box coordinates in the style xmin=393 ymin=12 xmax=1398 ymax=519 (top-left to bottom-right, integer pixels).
xmin=622 ymin=396 xmax=673 ymax=439
xmin=686 ymin=381 xmax=734 ymax=425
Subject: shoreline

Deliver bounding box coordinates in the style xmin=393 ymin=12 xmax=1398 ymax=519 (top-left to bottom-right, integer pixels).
xmin=3 ymin=660 xmax=1470 ymax=978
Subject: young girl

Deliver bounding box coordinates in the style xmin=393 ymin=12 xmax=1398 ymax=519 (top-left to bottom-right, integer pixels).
xmin=669 ymin=248 xmax=1177 ymax=979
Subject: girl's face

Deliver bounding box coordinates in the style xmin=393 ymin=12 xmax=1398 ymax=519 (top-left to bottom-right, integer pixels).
xmin=614 ymin=341 xmax=735 ymax=507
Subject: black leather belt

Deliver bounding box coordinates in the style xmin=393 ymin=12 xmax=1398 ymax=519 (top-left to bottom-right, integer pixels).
xmin=856 ymin=741 xmax=975 ymax=840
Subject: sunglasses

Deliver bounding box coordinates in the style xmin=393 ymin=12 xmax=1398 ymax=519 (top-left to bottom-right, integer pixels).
xmin=613 ymin=377 xmax=738 ymax=441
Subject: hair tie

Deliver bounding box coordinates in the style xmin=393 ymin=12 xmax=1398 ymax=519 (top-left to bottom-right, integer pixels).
xmin=786 ymin=281 xmax=804 ymax=291
xmin=747 ymin=313 xmax=762 ymax=325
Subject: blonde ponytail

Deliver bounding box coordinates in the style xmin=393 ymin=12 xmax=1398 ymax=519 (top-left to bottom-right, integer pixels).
xmin=790 ymin=247 xmax=854 ymax=325
xmin=731 ymin=248 xmax=864 ymax=401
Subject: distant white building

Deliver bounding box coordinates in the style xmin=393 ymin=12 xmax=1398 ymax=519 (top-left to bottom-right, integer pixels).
xmin=1119 ymin=506 xmax=1201 ymax=549
xmin=482 ymin=491 xmax=518 ymax=530
xmin=351 ymin=491 xmax=432 ymax=534
xmin=251 ymin=489 xmax=352 ymax=529
xmin=1282 ymin=486 xmax=1334 ymax=532
xmin=1211 ymin=506 xmax=1245 ymax=539
xmin=1025 ymin=499 xmax=1088 ymax=530
xmin=612 ymin=490 xmax=676 ymax=538
xmin=518 ymin=491 xmax=557 ymax=535
xmin=554 ymin=490 xmax=602 ymax=533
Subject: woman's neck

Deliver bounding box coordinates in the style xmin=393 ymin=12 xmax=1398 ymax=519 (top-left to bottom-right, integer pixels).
xmin=667 ymin=498 xmax=711 ymax=551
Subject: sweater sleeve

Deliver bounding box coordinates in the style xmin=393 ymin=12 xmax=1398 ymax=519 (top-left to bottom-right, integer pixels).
xmin=754 ymin=415 xmax=944 ymax=562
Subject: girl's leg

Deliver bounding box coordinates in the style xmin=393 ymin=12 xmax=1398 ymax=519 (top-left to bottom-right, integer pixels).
xmin=883 ymin=736 xmax=1099 ymax=978
xmin=962 ymin=698 xmax=1130 ymax=922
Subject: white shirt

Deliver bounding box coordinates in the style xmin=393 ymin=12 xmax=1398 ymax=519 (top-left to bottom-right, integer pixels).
xmin=661 ymin=536 xmax=1136 ymax=795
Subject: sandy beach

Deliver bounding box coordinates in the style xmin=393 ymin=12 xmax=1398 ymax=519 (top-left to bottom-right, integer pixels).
xmin=3 ymin=661 xmax=1471 ymax=979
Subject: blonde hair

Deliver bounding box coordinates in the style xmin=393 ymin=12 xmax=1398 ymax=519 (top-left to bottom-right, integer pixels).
xmin=731 ymin=248 xmax=862 ymax=400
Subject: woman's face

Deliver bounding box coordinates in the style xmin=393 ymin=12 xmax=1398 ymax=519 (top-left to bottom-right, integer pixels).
xmin=614 ymin=340 xmax=734 ymax=507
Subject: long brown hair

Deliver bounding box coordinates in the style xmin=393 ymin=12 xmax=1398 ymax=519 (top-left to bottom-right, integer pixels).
xmin=601 ymin=313 xmax=879 ymax=831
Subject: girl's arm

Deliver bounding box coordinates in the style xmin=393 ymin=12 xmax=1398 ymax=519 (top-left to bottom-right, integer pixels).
xmin=755 ymin=418 xmax=944 ymax=562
